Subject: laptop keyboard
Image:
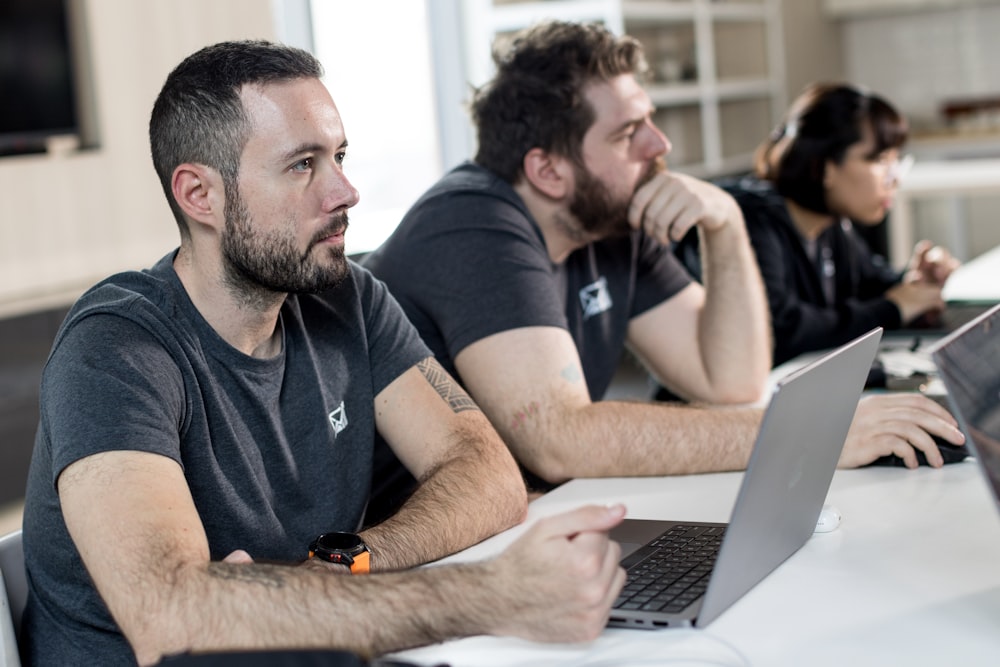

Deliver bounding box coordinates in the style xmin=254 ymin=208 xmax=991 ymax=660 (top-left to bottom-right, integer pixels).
xmin=613 ymin=524 xmax=726 ymax=614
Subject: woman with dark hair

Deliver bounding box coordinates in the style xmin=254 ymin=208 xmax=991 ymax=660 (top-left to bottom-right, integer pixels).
xmin=712 ymin=83 xmax=958 ymax=366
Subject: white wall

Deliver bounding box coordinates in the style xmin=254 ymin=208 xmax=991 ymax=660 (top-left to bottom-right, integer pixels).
xmin=4 ymin=1 xmax=997 ymax=319
xmin=781 ymin=0 xmax=846 ymax=99
xmin=842 ymin=4 xmax=1000 ymax=128
xmin=0 ymin=0 xmax=277 ymax=318
xmin=841 ymin=4 xmax=1000 ymax=261
xmin=310 ymin=1 xmax=443 ymax=257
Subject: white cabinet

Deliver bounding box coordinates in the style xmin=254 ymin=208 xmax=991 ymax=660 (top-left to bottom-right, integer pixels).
xmin=824 ymin=0 xmax=1000 ymax=18
xmin=460 ymin=0 xmax=787 ymax=177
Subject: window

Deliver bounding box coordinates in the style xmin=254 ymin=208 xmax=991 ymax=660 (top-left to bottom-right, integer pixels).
xmin=309 ymin=1 xmax=445 ymax=255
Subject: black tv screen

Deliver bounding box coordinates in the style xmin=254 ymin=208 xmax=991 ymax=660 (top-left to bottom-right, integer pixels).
xmin=0 ymin=0 xmax=79 ymax=155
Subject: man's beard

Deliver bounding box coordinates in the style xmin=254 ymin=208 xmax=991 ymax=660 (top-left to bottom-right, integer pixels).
xmin=220 ymin=188 xmax=350 ymax=305
xmin=568 ymin=157 xmax=664 ymax=239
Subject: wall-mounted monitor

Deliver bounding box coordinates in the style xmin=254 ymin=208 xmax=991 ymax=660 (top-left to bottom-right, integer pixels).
xmin=0 ymin=0 xmax=80 ymax=156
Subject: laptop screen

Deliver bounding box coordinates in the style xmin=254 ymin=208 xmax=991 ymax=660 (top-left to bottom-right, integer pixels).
xmin=931 ymin=303 xmax=1000 ymax=510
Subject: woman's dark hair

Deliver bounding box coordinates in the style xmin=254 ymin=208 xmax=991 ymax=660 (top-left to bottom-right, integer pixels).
xmin=471 ymin=21 xmax=647 ymax=184
xmin=754 ymin=82 xmax=908 ymax=214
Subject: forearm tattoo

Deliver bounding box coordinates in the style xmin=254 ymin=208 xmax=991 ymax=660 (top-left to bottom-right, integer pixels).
xmin=417 ymin=358 xmax=478 ymax=414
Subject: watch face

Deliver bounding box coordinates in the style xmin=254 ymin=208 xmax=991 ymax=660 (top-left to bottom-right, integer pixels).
xmin=315 ymin=532 xmax=363 ymax=553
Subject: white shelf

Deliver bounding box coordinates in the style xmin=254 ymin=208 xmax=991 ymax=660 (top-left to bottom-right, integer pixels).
xmin=716 ymin=77 xmax=778 ymax=99
xmin=622 ymin=0 xmax=769 ymax=21
xmin=648 ymin=78 xmax=775 ymax=105
xmin=467 ymin=0 xmax=786 ymax=177
xmin=490 ymin=0 xmax=622 ymax=32
xmin=823 ymin=0 xmax=1000 ymax=18
xmin=620 ymin=1 xmax=700 ymax=22
xmin=646 ymin=82 xmax=703 ymax=106
xmin=708 ymin=3 xmax=771 ymax=20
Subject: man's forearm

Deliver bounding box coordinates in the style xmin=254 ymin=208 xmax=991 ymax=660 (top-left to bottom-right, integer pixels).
xmin=521 ymin=399 xmax=763 ymax=483
xmin=364 ymin=419 xmax=527 ymax=570
xmin=698 ymin=221 xmax=772 ymax=399
xmin=131 ymin=556 xmax=500 ymax=665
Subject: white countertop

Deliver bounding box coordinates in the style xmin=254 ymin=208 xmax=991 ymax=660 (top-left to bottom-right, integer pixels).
xmin=392 ymin=463 xmax=1000 ymax=667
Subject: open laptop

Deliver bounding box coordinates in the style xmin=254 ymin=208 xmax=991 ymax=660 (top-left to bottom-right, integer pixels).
xmin=886 ymin=248 xmax=1000 ymax=340
xmin=931 ymin=303 xmax=1000 ymax=512
xmin=608 ymin=327 xmax=882 ymax=629
xmin=885 ymin=302 xmax=992 ymax=339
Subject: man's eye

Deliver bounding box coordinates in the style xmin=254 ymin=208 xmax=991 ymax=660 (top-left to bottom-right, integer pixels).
xmin=292 ymin=157 xmax=313 ymax=172
xmin=335 ymin=151 xmax=347 ymax=165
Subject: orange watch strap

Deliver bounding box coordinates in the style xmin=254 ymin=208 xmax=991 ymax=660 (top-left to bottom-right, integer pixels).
xmin=350 ymin=548 xmax=370 ymax=574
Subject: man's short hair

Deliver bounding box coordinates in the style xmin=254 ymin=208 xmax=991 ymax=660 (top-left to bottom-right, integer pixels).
xmin=149 ymin=40 xmax=323 ymax=235
xmin=471 ymin=21 xmax=647 ymax=184
xmin=754 ymin=82 xmax=908 ymax=214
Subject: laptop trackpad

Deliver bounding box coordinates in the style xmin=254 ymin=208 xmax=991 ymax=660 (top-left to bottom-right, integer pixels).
xmin=610 ymin=519 xmax=676 ymax=559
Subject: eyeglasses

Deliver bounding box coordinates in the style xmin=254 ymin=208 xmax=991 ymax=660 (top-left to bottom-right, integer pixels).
xmin=876 ymin=153 xmax=914 ymax=186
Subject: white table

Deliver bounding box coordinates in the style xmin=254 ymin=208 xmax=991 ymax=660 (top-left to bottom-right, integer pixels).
xmin=392 ymin=463 xmax=1000 ymax=667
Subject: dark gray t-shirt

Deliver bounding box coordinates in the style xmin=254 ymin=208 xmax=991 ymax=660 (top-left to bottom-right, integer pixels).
xmin=20 ymin=253 xmax=430 ymax=666
xmin=363 ymin=161 xmax=692 ymax=401
xmin=362 ymin=162 xmax=691 ymax=512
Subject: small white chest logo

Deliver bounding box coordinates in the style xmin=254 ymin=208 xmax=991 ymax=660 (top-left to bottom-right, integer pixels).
xmin=328 ymin=401 xmax=348 ymax=436
xmin=579 ymin=277 xmax=613 ymax=319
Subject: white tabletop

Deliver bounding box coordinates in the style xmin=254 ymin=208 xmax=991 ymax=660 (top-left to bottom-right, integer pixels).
xmin=392 ymin=463 xmax=1000 ymax=667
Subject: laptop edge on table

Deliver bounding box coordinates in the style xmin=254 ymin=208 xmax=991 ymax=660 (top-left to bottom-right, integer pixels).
xmin=608 ymin=327 xmax=882 ymax=629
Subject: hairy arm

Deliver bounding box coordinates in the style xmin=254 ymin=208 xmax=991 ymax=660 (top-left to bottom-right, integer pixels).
xmin=455 ymin=326 xmax=762 ymax=485
xmin=59 ymin=451 xmax=619 ymax=665
xmin=453 ymin=326 xmax=965 ymax=484
xmin=627 ymin=172 xmax=771 ymax=404
xmin=366 ymin=357 xmax=527 ymax=568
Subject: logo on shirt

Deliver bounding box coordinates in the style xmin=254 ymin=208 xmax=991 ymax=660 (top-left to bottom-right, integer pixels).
xmin=328 ymin=401 xmax=348 ymax=436
xmin=579 ymin=277 xmax=613 ymax=320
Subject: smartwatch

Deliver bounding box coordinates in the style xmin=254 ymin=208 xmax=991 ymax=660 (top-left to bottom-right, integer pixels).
xmin=308 ymin=532 xmax=371 ymax=574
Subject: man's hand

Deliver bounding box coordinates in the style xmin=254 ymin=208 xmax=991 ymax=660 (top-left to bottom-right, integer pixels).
xmin=627 ymin=171 xmax=742 ymax=245
xmin=485 ymin=504 xmax=627 ymax=643
xmin=838 ymin=393 xmax=965 ymax=469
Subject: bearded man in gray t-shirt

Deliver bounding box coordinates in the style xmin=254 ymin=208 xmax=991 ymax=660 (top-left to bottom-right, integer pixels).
xmin=20 ymin=39 xmax=629 ymax=666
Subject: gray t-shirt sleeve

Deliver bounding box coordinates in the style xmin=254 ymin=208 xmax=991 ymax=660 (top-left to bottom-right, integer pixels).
xmin=356 ymin=265 xmax=433 ymax=394
xmin=41 ymin=311 xmax=186 ymax=485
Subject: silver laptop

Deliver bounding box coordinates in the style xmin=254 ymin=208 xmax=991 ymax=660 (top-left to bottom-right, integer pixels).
xmin=931 ymin=303 xmax=1000 ymax=513
xmin=609 ymin=328 xmax=882 ymax=629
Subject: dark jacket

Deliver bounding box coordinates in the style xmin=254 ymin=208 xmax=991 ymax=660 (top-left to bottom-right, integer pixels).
xmin=675 ymin=176 xmax=902 ymax=366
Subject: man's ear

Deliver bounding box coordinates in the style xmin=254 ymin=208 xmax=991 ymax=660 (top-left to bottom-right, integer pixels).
xmin=171 ymin=163 xmax=224 ymax=229
xmin=521 ymin=147 xmax=572 ymax=200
